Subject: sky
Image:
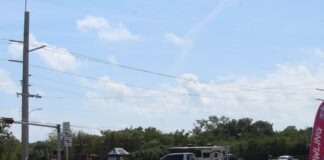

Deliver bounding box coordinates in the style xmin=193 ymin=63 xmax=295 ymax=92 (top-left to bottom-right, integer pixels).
xmin=0 ymin=0 xmax=324 ymax=142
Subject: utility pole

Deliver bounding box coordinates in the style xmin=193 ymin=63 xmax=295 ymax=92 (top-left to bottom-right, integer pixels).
xmin=21 ymin=8 xmax=30 ymax=160
xmin=7 ymin=1 xmax=47 ymax=159
xmin=19 ymin=1 xmax=45 ymax=159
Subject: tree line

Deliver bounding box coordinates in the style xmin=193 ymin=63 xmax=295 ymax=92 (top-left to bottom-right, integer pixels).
xmin=0 ymin=116 xmax=312 ymax=160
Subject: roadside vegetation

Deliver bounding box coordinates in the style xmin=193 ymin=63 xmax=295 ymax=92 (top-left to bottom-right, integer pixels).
xmin=0 ymin=116 xmax=311 ymax=160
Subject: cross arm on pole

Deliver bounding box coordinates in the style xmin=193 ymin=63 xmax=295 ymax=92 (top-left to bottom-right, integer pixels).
xmin=8 ymin=39 xmax=46 ymax=52
xmin=29 ymin=45 xmax=46 ymax=52
xmin=316 ymin=88 xmax=324 ymax=92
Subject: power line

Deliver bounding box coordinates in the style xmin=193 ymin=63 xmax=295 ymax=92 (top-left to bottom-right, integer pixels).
xmin=0 ymin=41 xmax=11 ymax=45
xmin=1 ymin=40 xmax=321 ymax=102
xmin=22 ymin=120 xmax=125 ymax=131
xmin=0 ymin=58 xmax=9 ymax=61
xmin=31 ymin=83 xmax=176 ymax=100
xmin=3 ymin=56 xmax=316 ymax=99
xmin=43 ymin=95 xmax=171 ymax=99
xmin=31 ymin=83 xmax=317 ymax=103
xmin=32 ymin=75 xmax=95 ymax=90
xmin=2 ymin=39 xmax=321 ymax=92
xmin=31 ymin=74 xmax=319 ymax=96
xmin=0 ymin=57 xmax=313 ymax=102
xmin=43 ymin=46 xmax=324 ymax=90
xmin=0 ymin=55 xmax=321 ymax=99
xmin=28 ymin=64 xmax=317 ymax=102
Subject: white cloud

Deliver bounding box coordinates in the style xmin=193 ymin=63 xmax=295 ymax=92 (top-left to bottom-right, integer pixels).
xmin=77 ymin=15 xmax=140 ymax=42
xmin=77 ymin=16 xmax=109 ymax=31
xmin=85 ymin=76 xmax=134 ymax=100
xmin=8 ymin=35 xmax=79 ymax=71
xmin=0 ymin=68 xmax=18 ymax=95
xmin=83 ymin=63 xmax=324 ymax=131
xmin=8 ymin=42 xmax=22 ymax=58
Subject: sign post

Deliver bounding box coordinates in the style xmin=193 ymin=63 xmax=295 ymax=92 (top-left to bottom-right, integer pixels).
xmin=63 ymin=122 xmax=72 ymax=160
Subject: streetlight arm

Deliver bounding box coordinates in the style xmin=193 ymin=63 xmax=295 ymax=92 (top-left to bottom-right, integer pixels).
xmin=29 ymin=108 xmax=42 ymax=114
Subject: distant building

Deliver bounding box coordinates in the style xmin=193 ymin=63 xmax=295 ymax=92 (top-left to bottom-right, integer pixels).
xmin=107 ymin=148 xmax=129 ymax=160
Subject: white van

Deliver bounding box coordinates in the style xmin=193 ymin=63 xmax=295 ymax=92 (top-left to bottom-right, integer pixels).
xmin=160 ymin=152 xmax=196 ymax=160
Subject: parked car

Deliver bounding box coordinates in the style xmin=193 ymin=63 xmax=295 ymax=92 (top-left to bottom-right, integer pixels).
xmin=160 ymin=152 xmax=196 ymax=160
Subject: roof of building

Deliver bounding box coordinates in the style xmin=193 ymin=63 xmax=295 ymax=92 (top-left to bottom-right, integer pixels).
xmin=108 ymin=148 xmax=129 ymax=155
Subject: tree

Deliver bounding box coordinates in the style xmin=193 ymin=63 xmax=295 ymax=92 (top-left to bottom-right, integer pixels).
xmin=0 ymin=121 xmax=20 ymax=160
xmin=251 ymin=120 xmax=274 ymax=136
xmin=15 ymin=115 xmax=312 ymax=160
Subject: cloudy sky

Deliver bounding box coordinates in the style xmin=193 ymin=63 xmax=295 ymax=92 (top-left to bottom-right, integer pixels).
xmin=0 ymin=0 xmax=324 ymax=142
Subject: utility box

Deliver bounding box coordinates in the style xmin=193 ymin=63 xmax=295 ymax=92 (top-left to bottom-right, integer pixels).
xmin=107 ymin=148 xmax=129 ymax=160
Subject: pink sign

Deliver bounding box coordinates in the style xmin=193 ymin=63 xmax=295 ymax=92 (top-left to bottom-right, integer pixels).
xmin=309 ymin=102 xmax=324 ymax=160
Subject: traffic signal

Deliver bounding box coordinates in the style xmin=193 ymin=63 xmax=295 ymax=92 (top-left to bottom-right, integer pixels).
xmin=1 ymin=117 xmax=14 ymax=124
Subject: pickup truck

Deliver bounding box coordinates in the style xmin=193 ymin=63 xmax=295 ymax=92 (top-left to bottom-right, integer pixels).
xmin=160 ymin=152 xmax=196 ymax=160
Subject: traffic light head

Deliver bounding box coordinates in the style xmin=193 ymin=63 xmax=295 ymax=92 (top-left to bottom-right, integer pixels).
xmin=1 ymin=118 xmax=14 ymax=124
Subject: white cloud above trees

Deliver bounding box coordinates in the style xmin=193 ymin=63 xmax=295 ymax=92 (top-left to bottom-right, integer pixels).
xmin=77 ymin=15 xmax=140 ymax=42
xmin=8 ymin=35 xmax=80 ymax=71
xmin=0 ymin=68 xmax=18 ymax=95
xmin=82 ymin=61 xmax=324 ymax=131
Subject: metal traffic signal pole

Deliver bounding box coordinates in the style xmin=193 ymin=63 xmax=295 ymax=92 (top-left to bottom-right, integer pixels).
xmin=19 ymin=122 xmax=61 ymax=160
xmin=0 ymin=118 xmax=62 ymax=160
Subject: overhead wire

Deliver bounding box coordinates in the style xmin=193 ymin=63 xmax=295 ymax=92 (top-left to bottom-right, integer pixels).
xmin=31 ymin=75 xmax=167 ymax=99
xmin=43 ymin=46 xmax=323 ymax=91
xmin=1 ymin=39 xmax=321 ymax=92
xmin=3 ymin=59 xmax=290 ymax=101
xmin=30 ymin=67 xmax=232 ymax=100
xmin=28 ymin=63 xmax=318 ymax=102
xmin=31 ymin=82 xmax=177 ymax=100
xmin=0 ymin=58 xmax=320 ymax=101
xmin=1 ymin=39 xmax=322 ymax=100
xmin=31 ymin=74 xmax=319 ymax=96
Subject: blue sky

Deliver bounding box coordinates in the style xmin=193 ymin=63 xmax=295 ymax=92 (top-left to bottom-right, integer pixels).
xmin=1 ymin=0 xmax=324 ymax=142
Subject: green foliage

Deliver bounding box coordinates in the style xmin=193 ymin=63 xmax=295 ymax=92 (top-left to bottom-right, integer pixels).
xmin=191 ymin=116 xmax=310 ymax=160
xmin=130 ymin=145 xmax=167 ymax=160
xmin=0 ymin=122 xmax=20 ymax=160
xmin=0 ymin=116 xmax=312 ymax=160
xmin=29 ymin=141 xmax=51 ymax=159
xmin=72 ymin=131 xmax=102 ymax=156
